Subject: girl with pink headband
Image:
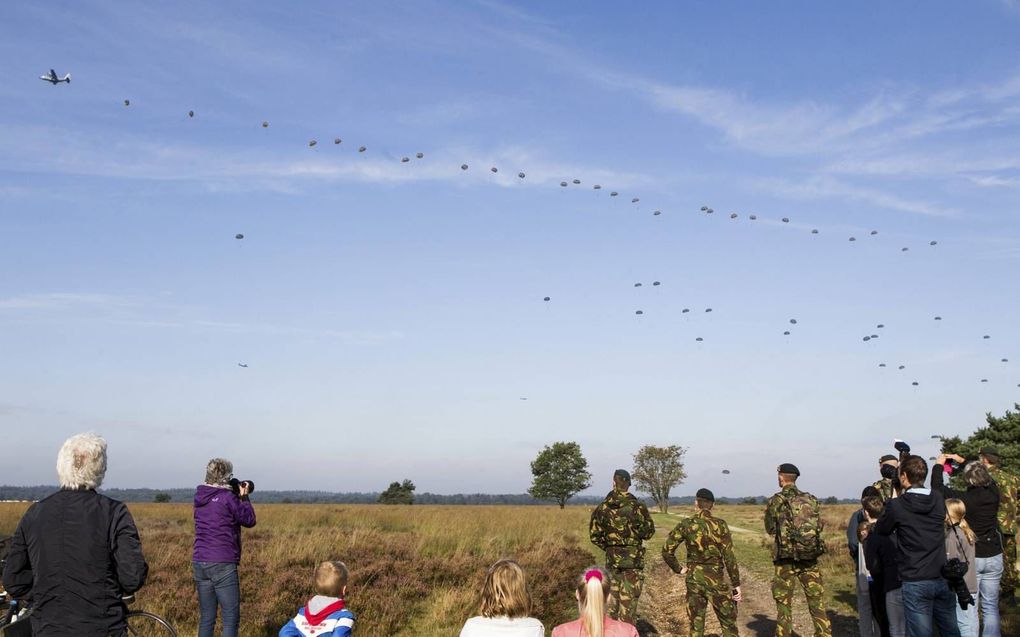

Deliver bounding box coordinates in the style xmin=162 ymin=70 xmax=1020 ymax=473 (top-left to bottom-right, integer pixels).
xmin=551 ymin=567 xmax=638 ymax=637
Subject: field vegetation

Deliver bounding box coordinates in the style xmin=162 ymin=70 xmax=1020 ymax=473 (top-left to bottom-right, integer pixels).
xmin=2 ymin=501 xmax=1017 ymax=636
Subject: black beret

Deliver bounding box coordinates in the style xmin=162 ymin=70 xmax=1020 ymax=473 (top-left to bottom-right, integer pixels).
xmin=695 ymin=488 xmax=715 ymax=502
xmin=879 ymin=454 xmax=897 ymax=463
xmin=613 ymin=469 xmax=632 ymax=483
xmin=979 ymin=446 xmax=999 ymax=457
xmin=777 ymin=463 xmax=800 ymax=476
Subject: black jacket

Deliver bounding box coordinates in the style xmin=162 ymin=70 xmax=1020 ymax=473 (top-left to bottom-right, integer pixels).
xmin=1 ymin=489 xmax=148 ymax=636
xmin=930 ymin=465 xmax=1002 ymax=558
xmin=864 ymin=531 xmax=902 ymax=593
xmin=874 ymin=488 xmax=946 ymax=582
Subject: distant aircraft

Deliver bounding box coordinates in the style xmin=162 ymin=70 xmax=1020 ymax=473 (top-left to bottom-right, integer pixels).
xmin=40 ymin=69 xmax=70 ymax=84
xmin=237 ymin=363 xmax=248 ymax=368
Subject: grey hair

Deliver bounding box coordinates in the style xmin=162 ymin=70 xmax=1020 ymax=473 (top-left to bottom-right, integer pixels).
xmin=205 ymin=458 xmax=234 ymax=485
xmin=56 ymin=432 xmax=108 ymax=490
xmin=964 ymin=461 xmax=993 ymax=488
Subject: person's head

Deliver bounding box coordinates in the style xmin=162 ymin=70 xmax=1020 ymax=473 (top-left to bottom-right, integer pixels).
xmin=945 ymin=498 xmax=976 ymax=544
xmin=979 ymin=446 xmax=1001 ymax=468
xmin=857 ymin=521 xmax=870 ymax=543
xmin=861 ymin=495 xmax=884 ymax=522
xmin=205 ymin=458 xmax=234 ymax=486
xmin=314 ymin=560 xmax=349 ymax=598
xmin=575 ymin=567 xmax=611 ymax=637
xmin=612 ymin=469 xmax=631 ymax=492
xmin=777 ymin=463 xmax=799 ymax=487
xmin=479 ymin=559 xmax=531 ymax=619
xmin=879 ymin=454 xmax=899 ymax=480
xmin=898 ymin=455 xmax=928 ymax=489
xmin=860 ymin=486 xmax=880 ymax=508
xmin=694 ymin=488 xmax=715 ymax=512
xmin=57 ymin=432 xmax=108 ymax=490
xmin=963 ymin=462 xmax=993 ymax=488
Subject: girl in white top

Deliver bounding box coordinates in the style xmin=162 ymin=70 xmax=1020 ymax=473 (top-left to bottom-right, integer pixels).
xmin=459 ymin=559 xmax=544 ymax=637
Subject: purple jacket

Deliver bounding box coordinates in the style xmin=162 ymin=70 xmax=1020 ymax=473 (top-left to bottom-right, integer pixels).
xmin=193 ymin=485 xmax=256 ymax=563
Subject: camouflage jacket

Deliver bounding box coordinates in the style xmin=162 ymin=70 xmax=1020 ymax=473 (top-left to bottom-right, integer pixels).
xmin=590 ymin=489 xmax=655 ymax=569
xmin=871 ymin=478 xmax=895 ymax=502
xmin=764 ymin=484 xmax=825 ymax=563
xmin=662 ymin=509 xmax=740 ymax=589
xmin=989 ymin=465 xmax=1020 ymax=535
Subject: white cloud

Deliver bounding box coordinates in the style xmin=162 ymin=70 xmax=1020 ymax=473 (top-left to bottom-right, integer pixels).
xmin=0 ymin=293 xmax=134 ymax=311
xmin=754 ymin=176 xmax=959 ymax=218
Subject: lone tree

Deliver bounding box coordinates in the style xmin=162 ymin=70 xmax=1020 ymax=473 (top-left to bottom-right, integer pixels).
xmin=528 ymin=441 xmax=592 ymax=508
xmin=378 ymin=479 xmax=416 ymax=504
xmin=632 ymin=444 xmax=687 ymax=513
xmin=153 ymin=492 xmax=171 ymax=503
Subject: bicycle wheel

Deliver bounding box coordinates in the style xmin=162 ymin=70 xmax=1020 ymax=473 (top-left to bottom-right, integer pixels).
xmin=125 ymin=610 xmax=177 ymax=637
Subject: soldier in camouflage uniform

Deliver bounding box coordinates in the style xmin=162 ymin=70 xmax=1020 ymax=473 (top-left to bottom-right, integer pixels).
xmin=662 ymin=488 xmax=742 ymax=637
xmin=871 ymin=454 xmax=899 ymax=502
xmin=589 ymin=468 xmax=655 ymax=624
xmin=764 ymin=463 xmax=832 ymax=637
xmin=981 ymin=446 xmax=1020 ymax=598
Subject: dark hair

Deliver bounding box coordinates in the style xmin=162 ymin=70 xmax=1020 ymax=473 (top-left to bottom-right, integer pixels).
xmin=963 ymin=462 xmax=993 ymax=488
xmin=900 ymin=455 xmax=928 ymax=488
xmin=862 ymin=495 xmax=884 ymax=520
xmin=861 ymin=486 xmax=880 ymax=501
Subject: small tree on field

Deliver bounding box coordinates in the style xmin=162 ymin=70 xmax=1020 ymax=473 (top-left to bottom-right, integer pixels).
xmin=631 ymin=444 xmax=687 ymax=513
xmin=823 ymin=496 xmax=839 ymax=505
xmin=379 ymin=479 xmax=416 ymax=504
xmin=528 ymin=442 xmax=592 ymax=509
xmin=153 ymin=492 xmax=171 ymax=503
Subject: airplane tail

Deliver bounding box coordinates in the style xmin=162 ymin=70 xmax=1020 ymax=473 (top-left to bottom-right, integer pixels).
xmin=64 ymin=74 xmax=71 ymax=83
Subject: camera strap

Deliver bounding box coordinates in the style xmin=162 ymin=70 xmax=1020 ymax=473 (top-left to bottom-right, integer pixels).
xmin=949 ymin=526 xmax=970 ymax=569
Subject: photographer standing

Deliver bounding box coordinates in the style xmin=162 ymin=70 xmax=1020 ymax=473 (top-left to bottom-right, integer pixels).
xmin=193 ymin=458 xmax=256 ymax=637
xmin=874 ymin=455 xmax=960 ymax=637
xmin=978 ymin=446 xmax=1020 ymax=601
xmin=872 ymin=455 xmax=901 ymax=502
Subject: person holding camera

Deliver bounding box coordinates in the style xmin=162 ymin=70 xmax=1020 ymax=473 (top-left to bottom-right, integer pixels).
xmin=874 ymin=454 xmax=960 ymax=637
xmin=944 ymin=499 xmax=978 ymax=636
xmin=932 ymin=455 xmax=1002 ymax=636
xmin=977 ymin=446 xmax=1020 ymax=601
xmin=873 ymin=455 xmax=901 ymax=502
xmin=193 ymin=458 xmax=257 ymax=637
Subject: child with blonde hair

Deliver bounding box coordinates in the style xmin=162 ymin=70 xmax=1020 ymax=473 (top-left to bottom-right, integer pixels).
xmin=279 ymin=561 xmax=355 ymax=637
xmin=459 ymin=559 xmax=544 ymax=636
xmin=551 ymin=567 xmax=638 ymax=637
xmin=945 ymin=499 xmax=978 ymax=637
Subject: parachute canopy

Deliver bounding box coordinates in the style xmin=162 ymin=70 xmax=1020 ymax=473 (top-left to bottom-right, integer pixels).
xmin=235 ymin=233 xmax=244 ymax=240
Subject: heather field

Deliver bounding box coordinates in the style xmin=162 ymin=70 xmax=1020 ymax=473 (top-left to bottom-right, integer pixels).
xmin=2 ymin=502 xmax=1017 ymax=636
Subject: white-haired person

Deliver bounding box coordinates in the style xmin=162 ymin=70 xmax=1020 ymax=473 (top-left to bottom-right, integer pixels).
xmin=193 ymin=457 xmax=256 ymax=637
xmin=1 ymin=433 xmax=148 ymax=636
xmin=552 ymin=567 xmax=638 ymax=637
xmin=459 ymin=559 xmax=544 ymax=636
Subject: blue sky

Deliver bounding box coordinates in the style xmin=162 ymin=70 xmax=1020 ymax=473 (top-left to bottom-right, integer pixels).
xmin=1 ymin=1 xmax=1019 ymax=498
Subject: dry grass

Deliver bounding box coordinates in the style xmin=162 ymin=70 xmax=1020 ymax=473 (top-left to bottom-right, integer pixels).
xmin=1 ymin=503 xmax=596 ymax=637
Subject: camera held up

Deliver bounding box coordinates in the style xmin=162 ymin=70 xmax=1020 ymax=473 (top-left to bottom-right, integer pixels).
xmin=229 ymin=478 xmax=255 ymax=496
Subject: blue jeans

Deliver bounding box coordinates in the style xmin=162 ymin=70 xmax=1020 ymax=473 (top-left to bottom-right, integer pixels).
xmin=193 ymin=561 xmax=240 ymax=637
xmin=975 ymin=554 xmax=1002 ymax=637
xmin=900 ymin=578 xmax=961 ymax=637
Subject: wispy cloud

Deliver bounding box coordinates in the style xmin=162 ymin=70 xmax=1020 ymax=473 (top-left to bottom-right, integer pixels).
xmin=754 ymin=176 xmax=960 ymax=218
xmin=0 ymin=292 xmax=135 ymax=311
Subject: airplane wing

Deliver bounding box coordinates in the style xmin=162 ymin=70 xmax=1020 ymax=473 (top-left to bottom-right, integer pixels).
xmin=49 ymin=69 xmax=57 ymax=77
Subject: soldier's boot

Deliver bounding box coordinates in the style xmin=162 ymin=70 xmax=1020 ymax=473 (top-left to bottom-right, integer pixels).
xmin=772 ymin=564 xmax=795 ymax=637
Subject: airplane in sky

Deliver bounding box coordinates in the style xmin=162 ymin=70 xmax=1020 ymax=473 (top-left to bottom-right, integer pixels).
xmin=237 ymin=363 xmax=249 ymax=368
xmin=39 ymin=69 xmax=70 ymax=84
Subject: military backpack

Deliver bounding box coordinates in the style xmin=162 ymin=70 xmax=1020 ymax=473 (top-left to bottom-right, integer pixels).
xmin=775 ymin=490 xmax=826 ymax=562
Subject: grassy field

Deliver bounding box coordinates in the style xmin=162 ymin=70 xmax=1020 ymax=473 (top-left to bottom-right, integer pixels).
xmin=1 ymin=502 xmax=597 ymax=636
xmin=2 ymin=501 xmax=1017 ymax=636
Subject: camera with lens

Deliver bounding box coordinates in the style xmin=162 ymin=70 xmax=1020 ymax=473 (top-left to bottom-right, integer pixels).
xmin=229 ymin=478 xmax=255 ymax=496
xmin=941 ymin=558 xmax=974 ymax=610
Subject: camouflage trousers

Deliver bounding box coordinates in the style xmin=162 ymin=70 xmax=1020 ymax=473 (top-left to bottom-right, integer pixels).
xmin=1003 ymin=533 xmax=1018 ymax=594
xmin=772 ymin=561 xmax=832 ymax=637
xmin=607 ymin=566 xmax=644 ymax=624
xmin=686 ymin=567 xmax=737 ymax=637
